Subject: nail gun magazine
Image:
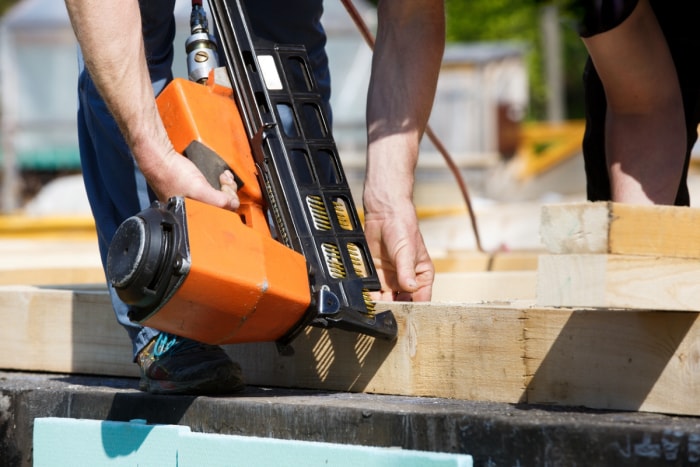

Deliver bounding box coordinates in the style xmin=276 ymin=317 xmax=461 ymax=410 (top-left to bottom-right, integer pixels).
xmin=105 ymin=0 xmax=397 ymax=351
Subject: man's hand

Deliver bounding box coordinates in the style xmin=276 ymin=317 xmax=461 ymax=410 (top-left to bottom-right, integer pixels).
xmin=139 ymin=147 xmax=240 ymax=211
xmin=364 ymin=200 xmax=434 ymax=302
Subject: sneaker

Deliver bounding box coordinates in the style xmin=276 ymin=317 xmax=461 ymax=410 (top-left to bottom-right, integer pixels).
xmin=136 ymin=332 xmax=245 ymax=395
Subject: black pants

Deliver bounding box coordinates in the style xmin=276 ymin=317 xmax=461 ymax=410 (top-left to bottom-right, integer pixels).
xmin=581 ymin=2 xmax=700 ymax=205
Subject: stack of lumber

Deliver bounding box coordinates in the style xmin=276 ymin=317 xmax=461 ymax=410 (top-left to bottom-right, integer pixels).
xmin=1 ymin=202 xmax=699 ymax=417
xmin=0 ymin=239 xmax=104 ymax=285
xmin=0 ymin=215 xmax=103 ymax=286
xmin=537 ymin=202 xmax=700 ymax=310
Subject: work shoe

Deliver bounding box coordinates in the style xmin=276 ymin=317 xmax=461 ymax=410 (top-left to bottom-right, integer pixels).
xmin=137 ymin=332 xmax=245 ymax=395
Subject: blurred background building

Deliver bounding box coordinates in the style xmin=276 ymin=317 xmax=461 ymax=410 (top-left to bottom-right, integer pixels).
xmin=0 ymin=0 xmax=529 ymax=213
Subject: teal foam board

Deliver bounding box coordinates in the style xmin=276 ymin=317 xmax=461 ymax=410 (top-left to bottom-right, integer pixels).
xmin=33 ymin=417 xmax=473 ymax=467
xmin=33 ymin=418 xmax=189 ymax=467
xmin=179 ymin=431 xmax=473 ymax=467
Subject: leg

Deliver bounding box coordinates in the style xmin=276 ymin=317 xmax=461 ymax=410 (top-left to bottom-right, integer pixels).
xmin=77 ymin=0 xmax=177 ymax=358
xmin=651 ymin=1 xmax=700 ymax=205
xmin=581 ymin=58 xmax=611 ymax=202
xmin=581 ymin=0 xmax=685 ymax=204
xmin=77 ymin=1 xmax=244 ymax=394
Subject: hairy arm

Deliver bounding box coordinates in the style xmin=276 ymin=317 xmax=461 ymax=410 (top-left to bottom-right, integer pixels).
xmin=363 ymin=0 xmax=445 ymax=301
xmin=64 ymin=0 xmax=239 ymax=209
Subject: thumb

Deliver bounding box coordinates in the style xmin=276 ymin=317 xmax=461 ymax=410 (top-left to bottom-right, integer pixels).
xmin=198 ymin=183 xmax=240 ymax=211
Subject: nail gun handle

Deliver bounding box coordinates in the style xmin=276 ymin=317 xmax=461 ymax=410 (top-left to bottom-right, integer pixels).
xmin=183 ymin=140 xmax=244 ymax=190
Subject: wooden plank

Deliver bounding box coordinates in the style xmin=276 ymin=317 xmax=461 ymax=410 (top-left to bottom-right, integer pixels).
xmin=540 ymin=201 xmax=700 ymax=258
xmin=537 ymin=254 xmax=700 ymax=311
xmin=227 ymin=301 xmax=528 ymax=402
xmin=605 ymin=203 xmax=700 ymax=257
xmin=432 ymin=271 xmax=536 ymax=302
xmin=432 ymin=251 xmax=492 ymax=272
xmin=0 ymin=239 xmax=104 ymax=285
xmin=524 ymin=308 xmax=700 ymax=415
xmin=0 ymin=285 xmax=137 ymax=377
xmin=433 ymin=250 xmax=540 ymax=273
xmin=0 ymin=268 xmax=105 ymax=286
xmin=0 ymin=284 xmax=527 ymax=402
xmin=488 ymin=250 xmax=540 ymax=271
xmin=4 ymin=284 xmax=700 ymax=416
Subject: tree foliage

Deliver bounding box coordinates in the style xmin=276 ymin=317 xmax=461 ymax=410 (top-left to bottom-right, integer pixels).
xmin=0 ymin=0 xmax=19 ymax=17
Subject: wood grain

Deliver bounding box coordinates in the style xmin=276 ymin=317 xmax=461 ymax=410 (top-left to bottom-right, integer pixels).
xmin=540 ymin=201 xmax=700 ymax=258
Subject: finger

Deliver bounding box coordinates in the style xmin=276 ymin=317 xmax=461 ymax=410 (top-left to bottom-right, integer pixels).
xmin=410 ymin=282 xmax=433 ymax=302
xmin=219 ymin=170 xmax=237 ymax=191
xmin=217 ymin=170 xmax=240 ymax=210
xmin=369 ymin=289 xmax=396 ymax=302
xmin=200 ymin=188 xmax=240 ymax=212
xmin=394 ymin=291 xmax=413 ymax=302
xmin=220 ymin=191 xmax=240 ymax=211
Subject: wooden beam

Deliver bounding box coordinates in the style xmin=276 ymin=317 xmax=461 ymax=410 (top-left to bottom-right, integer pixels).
xmin=229 ymin=301 xmax=528 ymax=403
xmin=0 ymin=268 xmax=105 ymax=286
xmin=432 ymin=251 xmax=492 ymax=273
xmin=432 ymin=250 xmax=540 ymax=273
xmin=0 ymin=239 xmax=104 ymax=285
xmin=540 ymin=201 xmax=700 ymax=258
xmin=0 ymin=285 xmax=136 ymax=377
xmin=2 ymin=282 xmax=700 ymax=416
xmin=524 ymin=308 xmax=700 ymax=415
xmin=537 ymin=202 xmax=700 ymax=311
xmin=536 ymin=254 xmax=700 ymax=311
xmin=432 ymin=270 xmax=536 ymax=302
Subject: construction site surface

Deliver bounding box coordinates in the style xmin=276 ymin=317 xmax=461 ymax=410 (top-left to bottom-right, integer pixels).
xmin=4 ymin=172 xmax=700 ymax=465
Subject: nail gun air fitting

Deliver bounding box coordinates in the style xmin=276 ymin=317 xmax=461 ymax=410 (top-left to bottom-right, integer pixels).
xmin=106 ymin=0 xmax=397 ymax=349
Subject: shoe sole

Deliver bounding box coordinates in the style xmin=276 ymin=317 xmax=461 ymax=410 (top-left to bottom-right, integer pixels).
xmin=139 ymin=376 xmax=245 ymax=395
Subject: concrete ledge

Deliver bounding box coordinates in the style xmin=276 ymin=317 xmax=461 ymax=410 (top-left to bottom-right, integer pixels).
xmin=2 ymin=371 xmax=700 ymax=467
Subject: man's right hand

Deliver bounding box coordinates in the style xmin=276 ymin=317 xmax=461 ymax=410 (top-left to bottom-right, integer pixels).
xmin=139 ymin=148 xmax=240 ymax=211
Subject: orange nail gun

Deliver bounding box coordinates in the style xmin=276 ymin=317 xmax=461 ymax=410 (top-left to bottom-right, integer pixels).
xmin=105 ymin=0 xmax=397 ymax=351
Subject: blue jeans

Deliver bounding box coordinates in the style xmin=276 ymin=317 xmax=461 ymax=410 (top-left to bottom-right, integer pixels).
xmin=77 ymin=0 xmax=329 ymax=358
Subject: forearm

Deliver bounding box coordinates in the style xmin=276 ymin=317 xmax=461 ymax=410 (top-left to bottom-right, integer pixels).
xmin=363 ymin=0 xmax=445 ymax=211
xmin=64 ymin=0 xmax=173 ymax=178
